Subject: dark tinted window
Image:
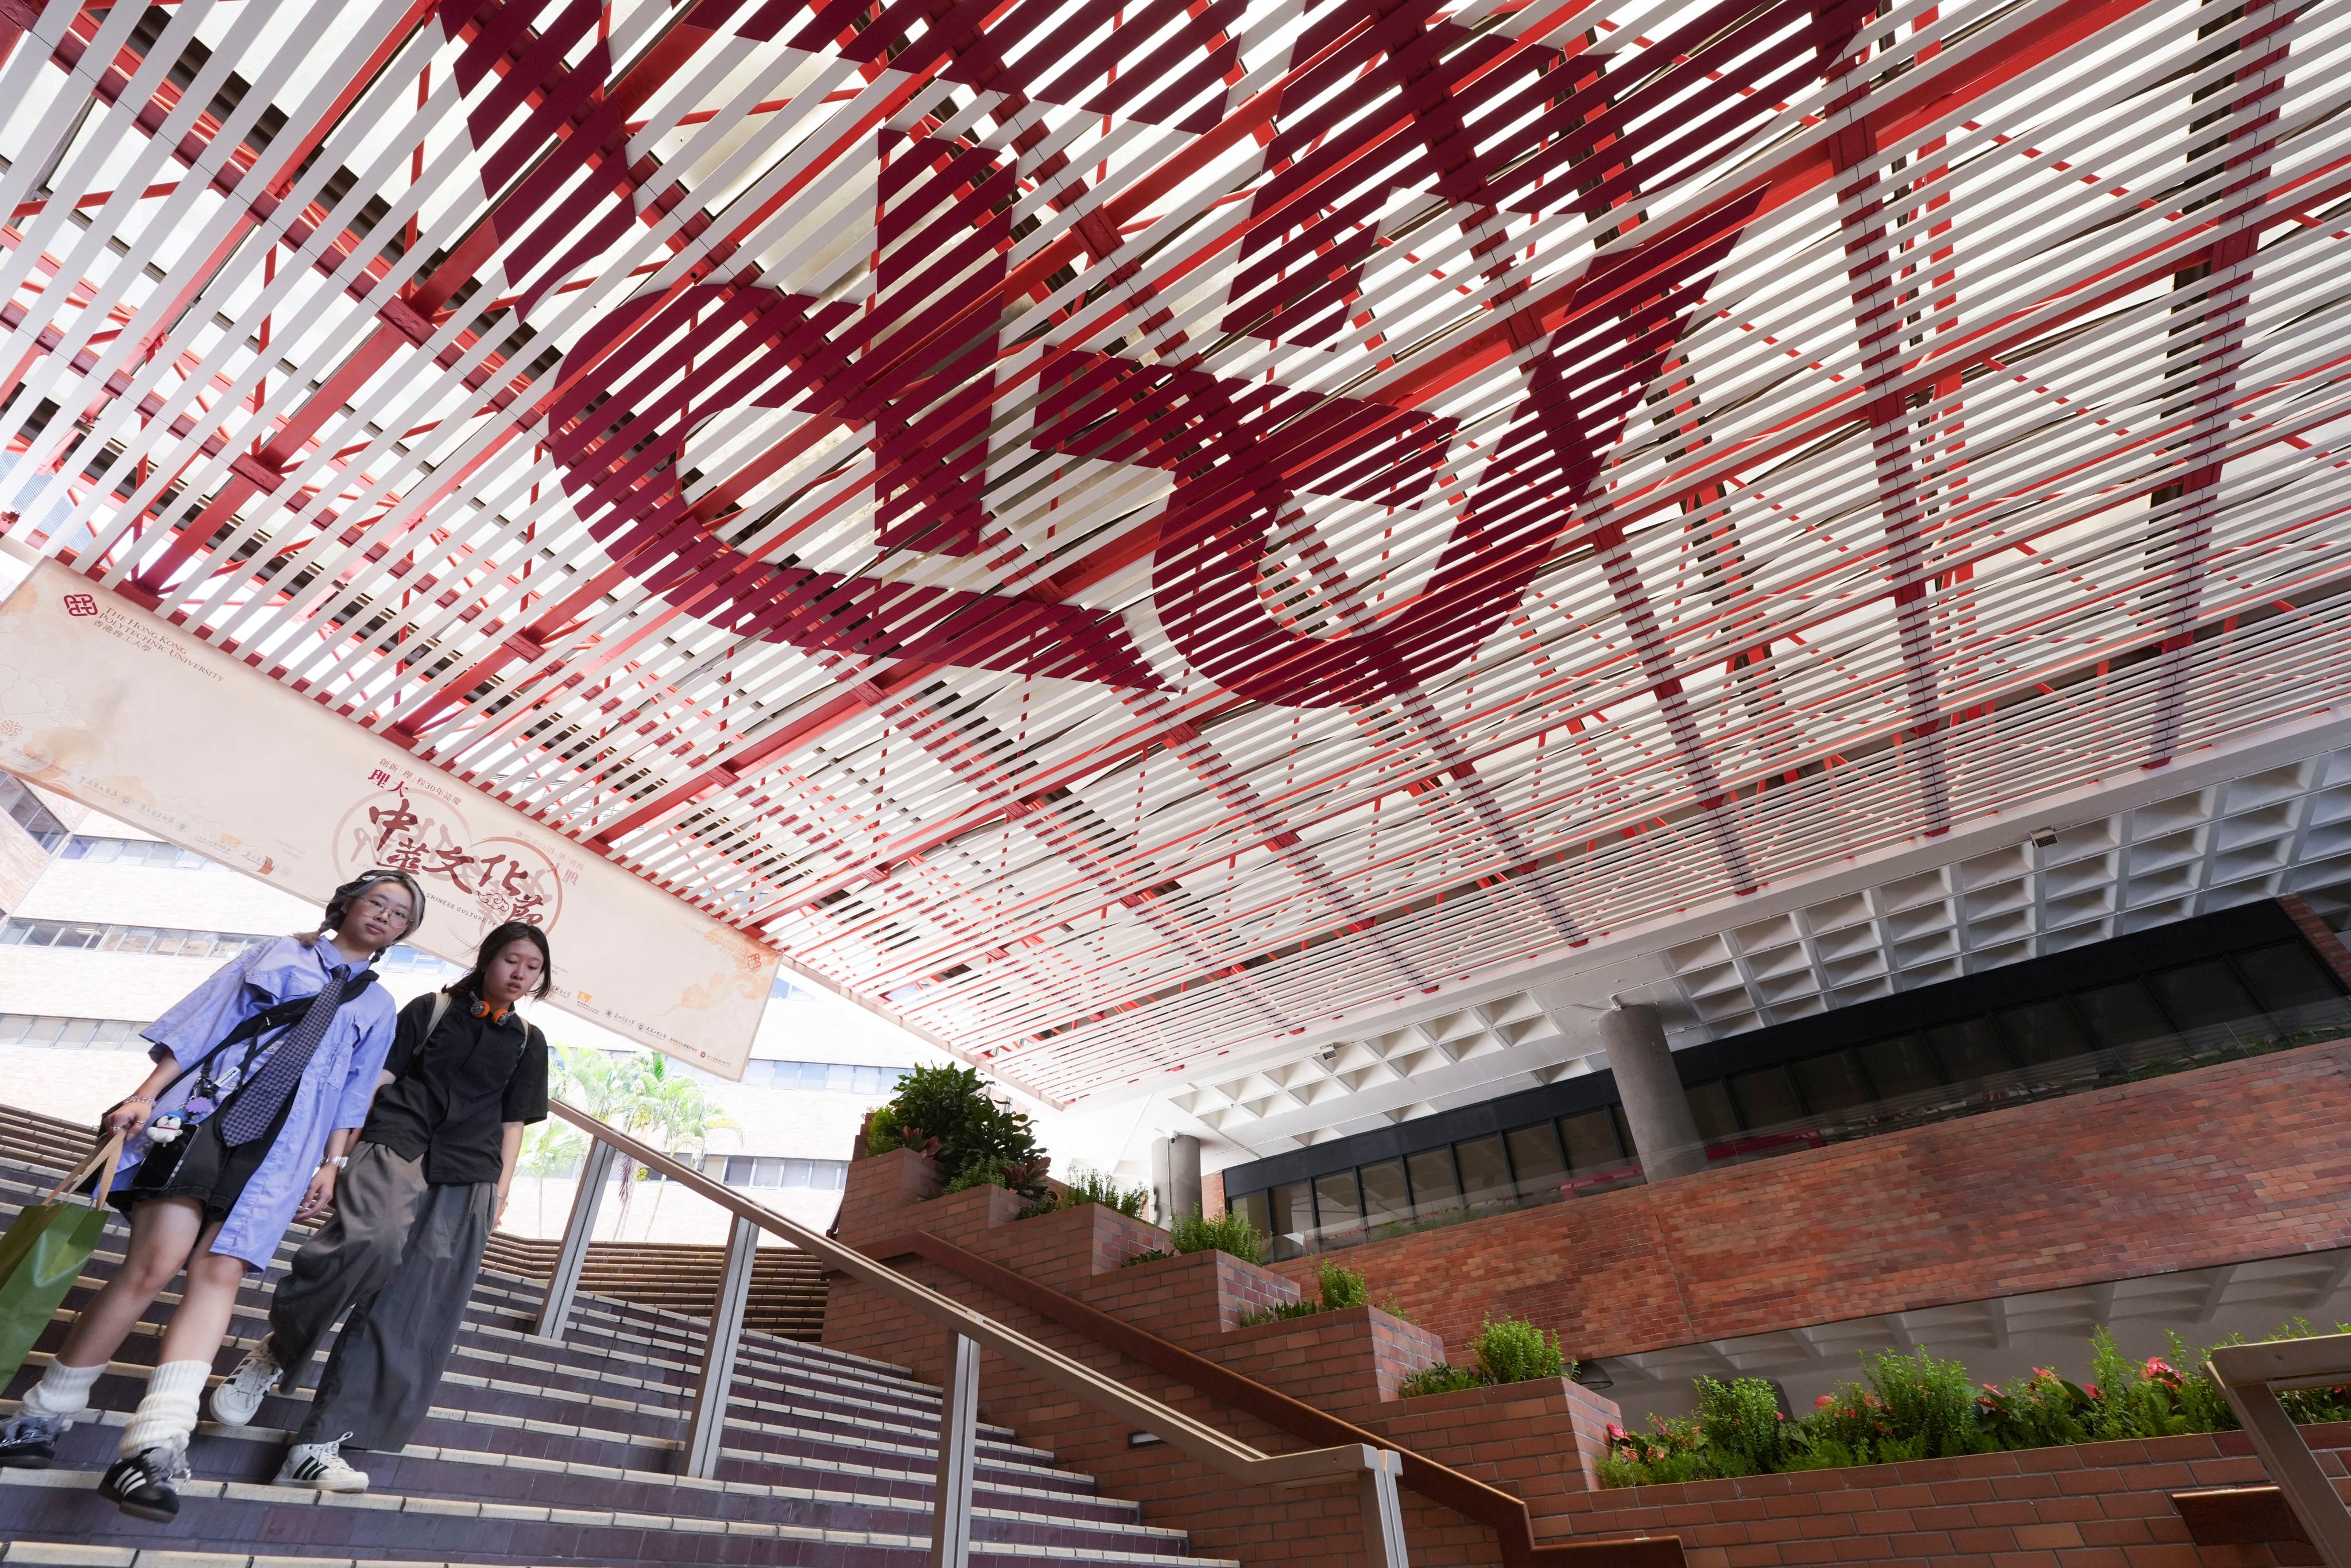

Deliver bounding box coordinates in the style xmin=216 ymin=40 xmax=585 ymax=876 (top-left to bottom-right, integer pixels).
xmin=2147 ymin=960 xmax=2258 ymax=1033
xmin=1360 ymin=1161 xmax=1410 ymax=1228
xmin=1857 ymin=1033 xmax=1943 ymax=1099
xmin=1408 ymin=1148 xmax=1461 ymax=1213
xmin=1314 ymin=1171 xmax=1362 ymax=1235
xmin=1559 ymin=1108 xmax=1623 ymax=1171
xmin=1506 ymin=1124 xmax=1565 ymax=1195
xmin=1685 ymin=1081 xmax=1738 ymax=1141
xmin=1927 ymin=1016 xmax=2014 ymax=1082
xmin=1233 ymin=1190 xmax=1271 ymax=1237
xmin=2073 ymin=980 xmax=2172 ymax=1049
xmin=1269 ymin=1181 xmax=1311 ymax=1239
xmin=1456 ymin=1136 xmax=1512 ymax=1207
xmin=2233 ymin=941 xmax=2342 ymax=1011
xmin=1997 ymin=999 xmax=2092 ymax=1065
xmin=1728 ymin=1066 xmax=1803 ymax=1129
xmin=1791 ymin=1051 xmax=1872 ymax=1115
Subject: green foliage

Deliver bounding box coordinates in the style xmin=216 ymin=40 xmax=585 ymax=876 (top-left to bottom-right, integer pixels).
xmin=1028 ymin=1166 xmax=1149 ymax=1219
xmin=1122 ymin=1248 xmax=1175 ymax=1267
xmin=1599 ymin=1319 xmax=2351 ymax=1489
xmin=1399 ymin=1363 xmax=1485 ymax=1398
xmin=549 ymin=1045 xmax=735 ymax=1242
xmin=865 ymin=1064 xmax=1050 ymax=1201
xmin=1170 ymin=1209 xmax=1269 ymax=1264
xmin=1237 ymin=1264 xmax=1380 ymax=1328
xmin=1473 ymin=1316 xmax=1571 ymax=1385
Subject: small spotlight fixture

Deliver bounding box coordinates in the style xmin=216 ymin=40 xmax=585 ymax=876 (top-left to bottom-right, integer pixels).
xmin=1128 ymin=1431 xmax=1165 ymax=1448
xmin=1571 ymin=1360 xmax=1613 ymax=1391
xmin=2030 ymin=826 xmax=2059 ymax=848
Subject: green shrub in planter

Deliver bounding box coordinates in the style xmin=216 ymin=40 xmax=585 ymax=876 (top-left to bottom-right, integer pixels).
xmin=1398 ymin=1363 xmax=1483 ymax=1398
xmin=1472 ymin=1316 xmax=1570 ymax=1384
xmin=1170 ymin=1209 xmax=1268 ymax=1264
xmin=865 ymin=1064 xmax=1049 ymax=1203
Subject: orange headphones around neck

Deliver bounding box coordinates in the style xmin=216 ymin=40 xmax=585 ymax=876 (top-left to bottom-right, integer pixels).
xmin=470 ymin=996 xmax=514 ymax=1024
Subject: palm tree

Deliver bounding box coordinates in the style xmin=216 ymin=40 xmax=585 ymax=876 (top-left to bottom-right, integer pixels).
xmin=515 ymin=1120 xmax=587 ymax=1233
xmin=550 ymin=1046 xmax=734 ymax=1241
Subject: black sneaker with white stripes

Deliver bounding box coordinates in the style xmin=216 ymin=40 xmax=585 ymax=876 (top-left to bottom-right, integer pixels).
xmin=97 ymin=1441 xmax=189 ymax=1522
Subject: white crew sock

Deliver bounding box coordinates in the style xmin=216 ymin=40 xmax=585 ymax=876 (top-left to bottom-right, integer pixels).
xmin=120 ymin=1360 xmax=207 ymax=1456
xmin=20 ymin=1359 xmax=104 ymax=1420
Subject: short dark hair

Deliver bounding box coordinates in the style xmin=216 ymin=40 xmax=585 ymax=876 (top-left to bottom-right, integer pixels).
xmin=453 ymin=922 xmax=554 ymax=1002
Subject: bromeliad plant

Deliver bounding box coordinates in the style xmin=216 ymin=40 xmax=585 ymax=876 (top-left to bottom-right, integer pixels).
xmin=1598 ymin=1321 xmax=2351 ymax=1488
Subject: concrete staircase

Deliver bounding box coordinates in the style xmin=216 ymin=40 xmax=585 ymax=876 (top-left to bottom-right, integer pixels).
xmin=0 ymin=1158 xmax=1232 ymax=1568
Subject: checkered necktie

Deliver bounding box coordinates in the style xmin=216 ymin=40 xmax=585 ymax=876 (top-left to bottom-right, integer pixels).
xmin=218 ymin=966 xmax=354 ymax=1147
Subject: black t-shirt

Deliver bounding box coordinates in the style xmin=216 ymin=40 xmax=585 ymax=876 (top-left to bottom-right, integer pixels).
xmin=362 ymin=991 xmax=549 ymax=1186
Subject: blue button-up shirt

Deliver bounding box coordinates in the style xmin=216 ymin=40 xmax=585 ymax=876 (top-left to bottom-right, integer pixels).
xmin=114 ymin=935 xmax=400 ymax=1270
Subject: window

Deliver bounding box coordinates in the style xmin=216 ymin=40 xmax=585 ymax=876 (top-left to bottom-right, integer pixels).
xmin=59 ymin=836 xmax=213 ymax=868
xmin=742 ymin=1060 xmax=910 ymax=1095
xmin=1926 ymin=1016 xmax=2015 ymax=1082
xmin=1995 ymin=1000 xmax=2092 ymax=1068
xmin=2071 ymin=980 xmax=2172 ymax=1050
xmin=1684 ymin=1081 xmax=1738 ymax=1141
xmin=1790 ymin=1051 xmax=1872 ymax=1116
xmin=1312 ymin=1170 xmax=1363 ymax=1238
xmin=1558 ymin=1108 xmax=1623 ymax=1172
xmin=1728 ymin=1065 xmax=1803 ymax=1130
xmin=1232 ymin=1190 xmax=1272 ymax=1237
xmin=0 ymin=775 xmax=68 ymax=850
xmin=1505 ymin=1123 xmax=1565 ymax=1197
xmin=2233 ymin=941 xmax=2342 ymax=1012
xmin=1455 ymin=1136 xmax=1512 ymax=1209
xmin=0 ymin=918 xmax=261 ymax=957
xmin=1405 ymin=1148 xmax=1460 ymax=1215
xmin=704 ymin=1154 xmax=848 ymax=1189
xmin=2147 ymin=961 xmax=2259 ymax=1034
xmin=1268 ymin=1181 xmax=1311 ymax=1240
xmin=1360 ymin=1161 xmax=1410 ymax=1229
xmin=0 ymin=1015 xmax=146 ymax=1048
xmin=1856 ymin=1034 xmax=1944 ymax=1099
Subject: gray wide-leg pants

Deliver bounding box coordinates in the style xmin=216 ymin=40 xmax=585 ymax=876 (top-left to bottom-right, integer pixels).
xmin=269 ymin=1142 xmax=495 ymax=1450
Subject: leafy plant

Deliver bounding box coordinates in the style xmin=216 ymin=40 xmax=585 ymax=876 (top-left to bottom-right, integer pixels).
xmin=1122 ymin=1248 xmax=1175 ymax=1267
xmin=1598 ymin=1319 xmax=2351 ymax=1489
xmin=551 ymin=1045 xmax=735 ymax=1240
xmin=1025 ymin=1166 xmax=1149 ymax=1220
xmin=1473 ymin=1316 xmax=1571 ymax=1384
xmin=1170 ymin=1209 xmax=1269 ymax=1264
xmin=865 ymin=1064 xmax=1050 ymax=1202
xmin=1237 ymin=1263 xmax=1378 ymax=1327
xmin=1399 ymin=1363 xmax=1484 ymax=1398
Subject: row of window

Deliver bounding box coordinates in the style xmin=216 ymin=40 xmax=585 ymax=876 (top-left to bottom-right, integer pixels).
xmin=0 ymin=776 xmax=69 ymax=852
xmin=1229 ymin=938 xmax=2350 ymax=1254
xmin=1 ymin=918 xmax=266 ymax=959
xmin=57 ymin=836 xmax=219 ymax=869
xmin=738 ymin=1059 xmax=909 ymax=1095
xmin=0 ymin=1015 xmax=149 ymax=1049
xmin=654 ymin=1154 xmax=849 ymax=1190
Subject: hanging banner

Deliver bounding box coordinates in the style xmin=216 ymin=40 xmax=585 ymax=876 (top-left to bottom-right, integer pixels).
xmin=0 ymin=560 xmax=770 ymax=1077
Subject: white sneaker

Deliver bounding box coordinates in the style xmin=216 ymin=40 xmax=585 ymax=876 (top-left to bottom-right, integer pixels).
xmin=209 ymin=1339 xmax=282 ymax=1428
xmin=276 ymin=1437 xmax=368 ymax=1492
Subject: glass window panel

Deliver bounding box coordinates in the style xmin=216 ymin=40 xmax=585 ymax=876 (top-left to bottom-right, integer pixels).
xmin=1791 ymin=1052 xmax=1872 ymax=1116
xmin=61 ymin=838 xmax=88 ymax=859
xmin=1559 ymin=1109 xmax=1622 ymax=1172
xmin=823 ymin=1162 xmax=847 ymax=1190
xmin=1856 ymin=1034 xmax=1944 ymax=1099
xmin=2072 ymin=980 xmax=2173 ymax=1050
xmin=727 ymin=1156 xmax=757 ymax=1185
xmin=2233 ymin=942 xmax=2343 ymax=1011
xmin=0 ymin=923 xmax=22 ymax=944
xmin=1728 ymin=1066 xmax=1803 ymax=1130
xmin=1505 ymin=1124 xmax=1566 ymax=1196
xmin=1233 ymin=1191 xmax=1271 ymax=1237
xmin=2147 ymin=961 xmax=2259 ymax=1033
xmin=1313 ymin=1171 xmax=1363 ymax=1236
xmin=1406 ymin=1148 xmax=1461 ymax=1214
xmin=149 ymin=934 xmax=183 ymax=957
xmin=176 ymin=849 xmax=206 ymax=868
xmin=1268 ymin=1180 xmax=1312 ymax=1240
xmin=1455 ymin=1136 xmax=1512 ymax=1208
xmin=1927 ymin=1016 xmax=2016 ymax=1083
xmin=26 ymin=1018 xmax=63 ymax=1045
xmin=1684 ymin=1081 xmax=1737 ymax=1142
xmin=57 ymin=1019 xmax=95 ymax=1047
xmin=1360 ymin=1161 xmax=1410 ymax=1228
xmin=1996 ymin=1000 xmax=2093 ymax=1073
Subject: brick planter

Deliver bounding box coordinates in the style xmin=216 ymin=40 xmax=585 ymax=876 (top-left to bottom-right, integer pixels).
xmin=1369 ymin=1376 xmax=1624 ymax=1539
xmin=1559 ymin=1425 xmax=2351 ymax=1568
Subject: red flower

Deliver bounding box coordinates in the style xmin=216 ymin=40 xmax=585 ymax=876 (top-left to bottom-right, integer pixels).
xmin=1816 ymin=1395 xmax=1835 ymax=1409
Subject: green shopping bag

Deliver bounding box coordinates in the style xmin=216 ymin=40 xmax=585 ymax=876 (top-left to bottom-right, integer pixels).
xmin=0 ymin=1135 xmax=122 ymax=1384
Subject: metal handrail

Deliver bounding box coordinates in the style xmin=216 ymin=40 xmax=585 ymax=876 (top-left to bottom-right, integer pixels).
xmin=2207 ymin=1333 xmax=2351 ymax=1568
xmin=541 ymin=1100 xmax=1409 ymax=1568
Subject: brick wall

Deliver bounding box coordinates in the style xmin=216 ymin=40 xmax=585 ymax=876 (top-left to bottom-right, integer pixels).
xmin=1562 ymin=1424 xmax=2351 ymax=1568
xmin=1261 ymin=1040 xmax=2351 ymax=1360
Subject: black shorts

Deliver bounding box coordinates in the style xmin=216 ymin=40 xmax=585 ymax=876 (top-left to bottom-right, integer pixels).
xmin=111 ymin=1089 xmax=296 ymax=1226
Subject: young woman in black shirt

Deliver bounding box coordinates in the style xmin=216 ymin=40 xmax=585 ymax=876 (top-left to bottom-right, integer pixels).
xmin=204 ymin=921 xmax=553 ymax=1491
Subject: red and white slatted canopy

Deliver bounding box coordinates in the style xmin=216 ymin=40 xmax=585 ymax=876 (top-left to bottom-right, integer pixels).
xmin=1 ymin=0 xmax=2345 ymax=1107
